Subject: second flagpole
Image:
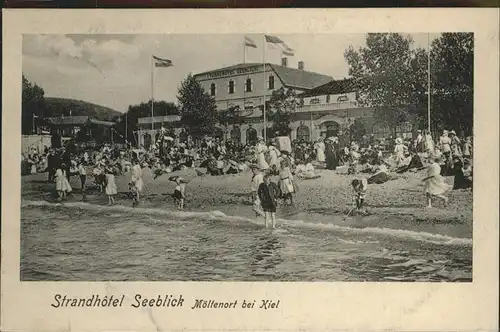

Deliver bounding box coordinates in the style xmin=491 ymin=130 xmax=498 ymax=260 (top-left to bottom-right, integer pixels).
xmin=151 ymin=55 xmax=155 ymax=132
xmin=262 ymin=35 xmax=267 ymax=142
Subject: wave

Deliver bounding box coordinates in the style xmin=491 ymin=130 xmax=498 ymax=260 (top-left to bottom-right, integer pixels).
xmin=22 ymin=200 xmax=472 ymax=246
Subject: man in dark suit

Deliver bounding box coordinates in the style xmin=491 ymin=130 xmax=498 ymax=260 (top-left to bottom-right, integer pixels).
xmin=46 ymin=149 xmax=60 ymax=182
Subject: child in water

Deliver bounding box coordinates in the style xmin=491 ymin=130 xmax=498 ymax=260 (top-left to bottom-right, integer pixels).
xmin=128 ymin=182 xmax=139 ymax=207
xmin=257 ymin=174 xmax=279 ymax=229
xmin=351 ymin=178 xmax=368 ymax=212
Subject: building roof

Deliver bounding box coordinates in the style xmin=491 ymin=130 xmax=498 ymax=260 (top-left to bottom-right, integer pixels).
xmin=195 ymin=63 xmax=333 ymax=90
xmin=47 ymin=116 xmax=114 ymax=127
xmin=298 ymin=78 xmax=359 ymax=98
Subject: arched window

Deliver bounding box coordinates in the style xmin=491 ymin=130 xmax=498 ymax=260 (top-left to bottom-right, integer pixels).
xmin=230 ymin=126 xmax=241 ymax=145
xmin=143 ymin=133 xmax=152 ymax=150
xmin=323 ymin=121 xmax=340 ymax=138
xmin=210 ymin=83 xmax=216 ymax=96
xmin=245 ymin=78 xmax=253 ymax=92
xmin=246 ymin=127 xmax=257 ymax=144
xmin=297 ymin=125 xmax=310 ymax=142
xmin=228 ymin=80 xmax=235 ymax=94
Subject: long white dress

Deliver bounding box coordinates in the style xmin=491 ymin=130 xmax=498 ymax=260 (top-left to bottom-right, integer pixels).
xmin=424 ymin=162 xmax=451 ymax=195
xmin=268 ymin=146 xmax=280 ymax=168
xmin=255 ymin=143 xmax=270 ymax=170
xmin=55 ymin=169 xmax=72 ymax=192
xmin=425 ymin=134 xmax=435 ymax=154
xmin=315 ymin=141 xmax=326 ymax=162
xmin=105 ymin=173 xmax=118 ymax=195
xmin=279 ymin=166 xmax=295 ymax=195
xmin=394 ymin=143 xmax=406 ymax=165
xmin=131 ymin=164 xmax=144 ymax=193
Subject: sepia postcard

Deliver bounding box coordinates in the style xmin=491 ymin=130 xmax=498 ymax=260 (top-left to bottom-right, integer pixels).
xmin=2 ymin=8 xmax=499 ymax=332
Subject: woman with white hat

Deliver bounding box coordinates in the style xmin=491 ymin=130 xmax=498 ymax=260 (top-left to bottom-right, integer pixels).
xmin=449 ymin=130 xmax=462 ymax=157
xmin=314 ymin=137 xmax=326 ymax=165
xmin=255 ymin=137 xmax=270 ymax=170
xmin=394 ymin=137 xmax=407 ymax=166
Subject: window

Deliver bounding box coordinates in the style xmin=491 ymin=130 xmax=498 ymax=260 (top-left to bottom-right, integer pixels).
xmin=228 ymin=80 xmax=235 ymax=94
xmin=396 ymin=121 xmax=412 ymax=139
xmin=372 ymin=123 xmax=390 ymax=139
xmin=326 ymin=94 xmax=331 ymax=103
xmin=246 ymin=127 xmax=257 ymax=144
xmin=245 ymin=78 xmax=253 ymax=92
xmin=268 ymin=75 xmax=275 ymax=90
xmin=210 ymin=83 xmax=216 ymax=96
xmin=297 ymin=125 xmax=310 ymax=142
xmin=310 ymin=98 xmax=320 ymax=104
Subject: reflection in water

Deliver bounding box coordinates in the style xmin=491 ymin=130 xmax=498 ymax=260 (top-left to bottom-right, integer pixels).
xmin=250 ymin=233 xmax=284 ymax=279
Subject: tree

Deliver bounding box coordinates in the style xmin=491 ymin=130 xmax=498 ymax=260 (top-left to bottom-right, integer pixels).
xmin=344 ymin=33 xmax=428 ymax=135
xmin=267 ymin=87 xmax=300 ymax=137
xmin=430 ymin=33 xmax=473 ymax=136
xmin=22 ymin=75 xmax=46 ymax=134
xmin=177 ymin=74 xmax=218 ymax=139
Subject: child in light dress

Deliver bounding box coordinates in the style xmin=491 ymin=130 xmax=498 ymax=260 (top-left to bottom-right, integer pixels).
xmin=105 ymin=165 xmax=117 ymax=205
xmin=422 ymin=156 xmax=451 ymax=207
xmin=279 ymin=160 xmax=295 ymax=205
xmin=55 ymin=163 xmax=72 ymax=200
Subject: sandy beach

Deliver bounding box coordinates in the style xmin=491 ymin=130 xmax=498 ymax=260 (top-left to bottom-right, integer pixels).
xmin=22 ymin=166 xmax=473 ymax=239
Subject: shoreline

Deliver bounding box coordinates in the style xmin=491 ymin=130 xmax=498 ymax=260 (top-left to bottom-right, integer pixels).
xmin=21 ymin=167 xmax=473 ymax=240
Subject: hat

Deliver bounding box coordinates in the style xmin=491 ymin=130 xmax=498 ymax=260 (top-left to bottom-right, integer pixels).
xmin=257 ymin=136 xmax=264 ymax=142
xmin=449 ymin=130 xmax=456 ymax=135
xmin=417 ymin=129 xmax=422 ymax=133
xmin=443 ymin=130 xmax=449 ymax=134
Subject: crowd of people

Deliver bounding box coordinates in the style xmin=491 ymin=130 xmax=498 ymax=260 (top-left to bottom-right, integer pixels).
xmin=21 ymin=127 xmax=473 ymax=227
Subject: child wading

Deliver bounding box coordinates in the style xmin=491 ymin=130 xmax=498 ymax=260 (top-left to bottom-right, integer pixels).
xmin=422 ymin=156 xmax=451 ymax=207
xmin=170 ymin=176 xmax=189 ymax=209
xmin=257 ymin=174 xmax=279 ymax=229
xmin=351 ymin=178 xmax=368 ymax=212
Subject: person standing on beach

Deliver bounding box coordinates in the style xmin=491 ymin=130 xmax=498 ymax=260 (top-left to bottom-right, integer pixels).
xmin=422 ymin=155 xmax=451 ymax=208
xmin=255 ymin=137 xmax=270 ymax=170
xmin=258 ymin=174 xmax=279 ymax=229
xmin=279 ymin=159 xmax=295 ymax=205
xmin=172 ymin=177 xmax=187 ymax=210
xmin=77 ymin=158 xmax=87 ymax=199
xmin=105 ymin=164 xmax=117 ymax=205
xmin=314 ymin=137 xmax=326 ymax=166
xmin=130 ymin=159 xmax=144 ymax=204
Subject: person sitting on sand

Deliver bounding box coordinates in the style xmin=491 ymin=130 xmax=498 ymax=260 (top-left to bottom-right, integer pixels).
xmin=422 ymin=155 xmax=451 ymax=208
xmin=257 ymin=174 xmax=279 ymax=229
xmin=351 ymin=178 xmax=368 ymax=212
xmin=452 ymin=156 xmax=472 ymax=190
xmin=296 ymin=159 xmax=320 ymax=180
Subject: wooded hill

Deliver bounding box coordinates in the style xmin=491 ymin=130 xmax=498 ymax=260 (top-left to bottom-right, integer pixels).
xmin=44 ymin=97 xmax=121 ymax=121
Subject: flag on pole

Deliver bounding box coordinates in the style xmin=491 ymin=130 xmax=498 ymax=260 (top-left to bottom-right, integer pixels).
xmin=244 ymin=36 xmax=257 ymax=48
xmin=281 ymin=43 xmax=294 ymax=56
xmin=153 ymin=56 xmax=173 ymax=67
xmin=265 ymin=35 xmax=284 ymax=44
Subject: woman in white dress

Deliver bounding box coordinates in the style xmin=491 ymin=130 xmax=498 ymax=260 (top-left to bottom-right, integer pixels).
xmin=267 ymin=143 xmax=280 ymax=173
xmin=279 ymin=160 xmax=295 ymax=205
xmin=394 ymin=138 xmax=407 ymax=166
xmin=105 ymin=165 xmax=118 ymax=205
xmin=255 ymin=137 xmax=270 ymax=170
xmin=422 ymin=155 xmax=451 ymax=207
xmin=55 ymin=164 xmax=72 ymax=200
xmin=130 ymin=159 xmax=144 ymax=204
xmin=424 ymin=131 xmax=435 ymax=154
xmin=314 ymin=138 xmax=326 ymax=164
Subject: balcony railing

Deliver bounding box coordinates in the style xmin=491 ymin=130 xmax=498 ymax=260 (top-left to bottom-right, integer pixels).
xmin=138 ymin=115 xmax=181 ymax=124
xmin=296 ymin=101 xmax=358 ymax=113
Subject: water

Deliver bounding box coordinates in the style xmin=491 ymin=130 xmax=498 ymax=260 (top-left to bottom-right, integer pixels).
xmin=21 ymin=201 xmax=472 ymax=282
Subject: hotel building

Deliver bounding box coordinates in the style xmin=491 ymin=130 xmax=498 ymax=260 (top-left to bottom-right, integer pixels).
xmin=136 ymin=59 xmax=410 ymax=148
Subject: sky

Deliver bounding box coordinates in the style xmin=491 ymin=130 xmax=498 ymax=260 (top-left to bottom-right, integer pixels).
xmin=22 ymin=33 xmax=439 ymax=113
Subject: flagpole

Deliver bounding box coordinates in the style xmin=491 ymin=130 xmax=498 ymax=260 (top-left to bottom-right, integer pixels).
xmin=243 ymin=39 xmax=246 ymax=64
xmin=262 ymin=35 xmax=267 ymax=142
xmin=151 ymin=55 xmax=155 ymax=131
xmin=427 ymin=33 xmax=431 ymax=134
